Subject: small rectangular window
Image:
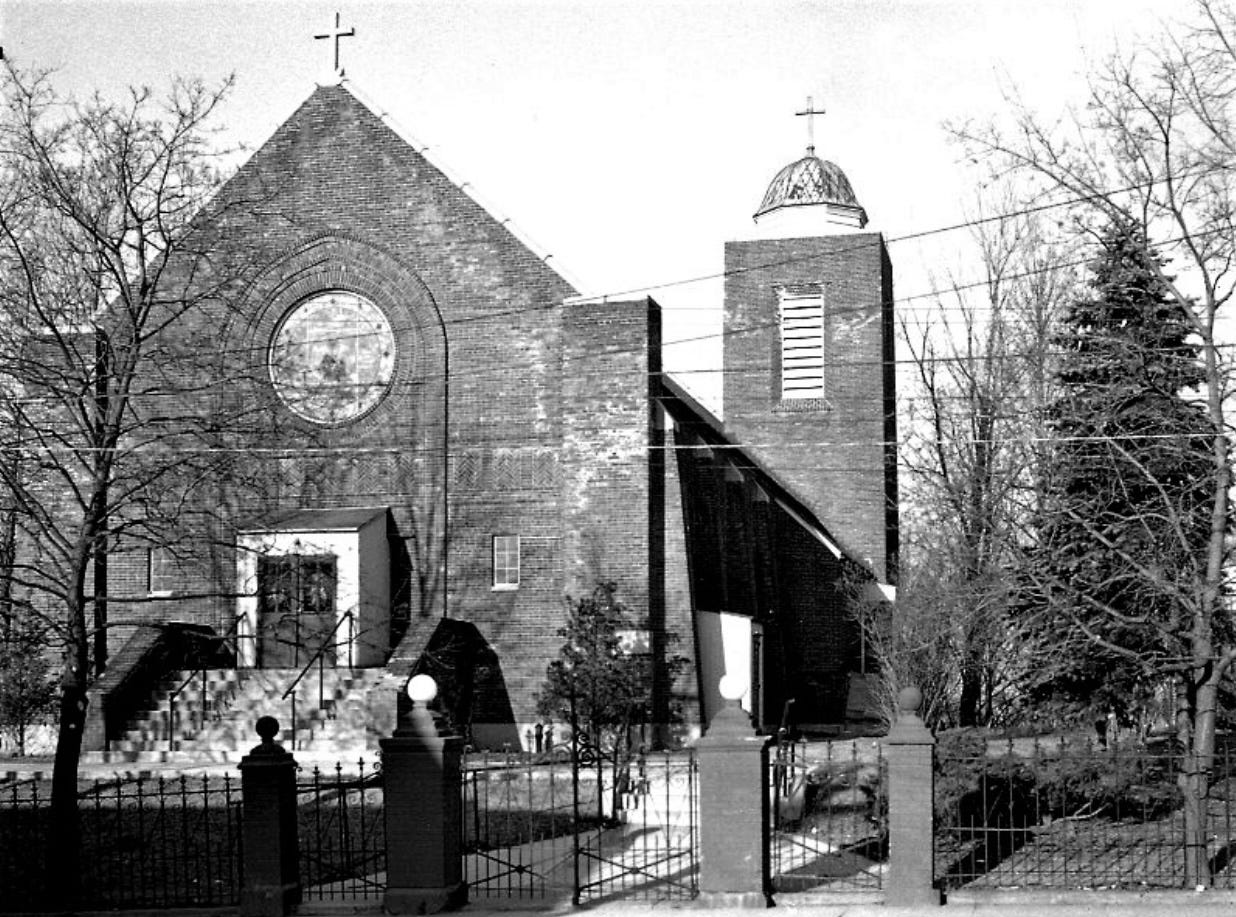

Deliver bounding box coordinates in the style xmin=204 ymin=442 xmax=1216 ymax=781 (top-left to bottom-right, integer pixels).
xmin=148 ymin=547 xmax=176 ymax=595
xmin=492 ymin=535 xmax=520 ymax=590
xmin=779 ymin=286 xmax=825 ymax=400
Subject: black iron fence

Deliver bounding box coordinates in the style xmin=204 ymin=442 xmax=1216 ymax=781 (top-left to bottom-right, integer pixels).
xmin=297 ymin=758 xmax=385 ymax=900
xmin=767 ymin=736 xmax=887 ymax=892
xmin=935 ymin=732 xmax=1236 ymax=890
xmin=0 ymin=772 xmax=241 ymax=912
xmin=18 ymin=725 xmax=1236 ymax=909
xmin=462 ymin=744 xmax=698 ymax=904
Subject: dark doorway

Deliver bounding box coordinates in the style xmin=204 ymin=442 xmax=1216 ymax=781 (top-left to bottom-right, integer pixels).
xmin=257 ymin=554 xmax=338 ymax=668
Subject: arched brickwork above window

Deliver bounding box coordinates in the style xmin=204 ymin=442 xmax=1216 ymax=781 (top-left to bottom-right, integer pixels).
xmin=236 ymin=234 xmax=447 ymax=436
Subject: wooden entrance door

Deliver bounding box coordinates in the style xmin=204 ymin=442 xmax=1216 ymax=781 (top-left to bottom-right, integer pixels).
xmin=256 ymin=555 xmax=338 ymax=668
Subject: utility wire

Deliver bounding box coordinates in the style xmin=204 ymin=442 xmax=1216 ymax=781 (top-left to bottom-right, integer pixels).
xmin=0 ymin=426 xmax=1226 ymax=458
xmin=9 ymin=161 xmax=1231 ymax=385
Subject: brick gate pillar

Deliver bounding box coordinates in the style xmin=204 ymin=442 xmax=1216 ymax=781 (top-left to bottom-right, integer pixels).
xmin=695 ymin=676 xmax=771 ymax=907
xmin=381 ymin=674 xmax=467 ymax=914
xmin=885 ymin=686 xmax=940 ymax=907
xmin=239 ymin=716 xmax=300 ymax=917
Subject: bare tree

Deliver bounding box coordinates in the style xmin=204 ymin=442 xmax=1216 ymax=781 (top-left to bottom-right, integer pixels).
xmin=953 ymin=0 xmax=1236 ymax=883
xmin=0 ymin=62 xmax=268 ymax=900
xmin=894 ymin=198 xmax=1074 ymax=729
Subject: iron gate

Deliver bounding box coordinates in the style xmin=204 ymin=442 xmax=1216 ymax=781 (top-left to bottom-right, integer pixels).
xmin=297 ymin=758 xmax=385 ymax=901
xmin=462 ymin=742 xmax=698 ymax=903
xmin=767 ymin=736 xmax=887 ymax=893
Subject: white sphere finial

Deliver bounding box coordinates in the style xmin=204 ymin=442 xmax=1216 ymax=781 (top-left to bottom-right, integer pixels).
xmin=407 ymin=674 xmax=438 ymax=704
xmin=718 ymin=674 xmax=745 ymax=702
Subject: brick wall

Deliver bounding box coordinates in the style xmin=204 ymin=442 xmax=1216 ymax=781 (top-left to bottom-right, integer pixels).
xmin=104 ymin=84 xmax=584 ymax=733
xmin=722 ymin=233 xmax=897 ymax=584
xmin=561 ymin=298 xmax=656 ymax=600
xmin=559 ymin=298 xmax=696 ymax=731
xmin=664 ymin=383 xmax=877 ymax=731
xmin=89 ymin=85 xmax=711 ymax=741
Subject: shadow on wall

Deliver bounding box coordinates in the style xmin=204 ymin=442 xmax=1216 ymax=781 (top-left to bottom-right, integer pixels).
xmin=388 ymin=520 xmax=414 ymax=648
xmin=408 ymin=618 xmax=520 ymax=749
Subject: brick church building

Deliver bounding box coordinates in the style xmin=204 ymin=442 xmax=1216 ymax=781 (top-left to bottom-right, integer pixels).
xmin=83 ymin=75 xmax=897 ymax=753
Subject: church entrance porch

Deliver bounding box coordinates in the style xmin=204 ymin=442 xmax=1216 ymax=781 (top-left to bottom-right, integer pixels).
xmin=237 ymin=507 xmax=393 ymax=670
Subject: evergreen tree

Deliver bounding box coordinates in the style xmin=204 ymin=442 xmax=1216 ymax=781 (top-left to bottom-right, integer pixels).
xmin=956 ymin=4 xmax=1236 ymax=882
xmin=1019 ymin=221 xmax=1216 ymax=724
xmin=537 ymin=582 xmax=684 ymax=746
xmin=537 ymin=582 xmax=686 ymax=815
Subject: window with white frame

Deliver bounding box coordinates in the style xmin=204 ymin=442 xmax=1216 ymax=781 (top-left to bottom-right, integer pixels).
xmin=492 ymin=534 xmax=520 ymax=590
xmin=147 ymin=547 xmax=177 ymax=595
xmin=779 ymin=286 xmax=825 ymax=399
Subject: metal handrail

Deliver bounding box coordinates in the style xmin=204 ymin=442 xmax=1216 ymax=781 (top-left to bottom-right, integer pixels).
xmin=232 ymin=611 xmax=252 ymax=669
xmin=165 ymin=613 xmax=248 ymax=751
xmin=280 ymin=610 xmax=355 ymax=749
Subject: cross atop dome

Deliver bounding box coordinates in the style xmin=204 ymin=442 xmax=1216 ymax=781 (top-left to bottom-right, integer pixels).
xmin=750 ymin=96 xmax=868 ymax=232
xmin=796 ymin=96 xmax=826 ymax=156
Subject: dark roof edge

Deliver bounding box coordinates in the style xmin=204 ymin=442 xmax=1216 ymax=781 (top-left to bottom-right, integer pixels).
xmin=238 ymin=505 xmax=389 ymax=535
xmin=656 ymin=375 xmax=875 ymax=580
xmin=660 ymin=373 xmax=724 ymax=432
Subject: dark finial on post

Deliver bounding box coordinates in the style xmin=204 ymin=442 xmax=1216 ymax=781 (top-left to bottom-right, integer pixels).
xmin=256 ymin=716 xmax=280 ymax=744
xmin=238 ymin=715 xmax=299 ymax=915
xmin=247 ymin=716 xmax=291 ymax=760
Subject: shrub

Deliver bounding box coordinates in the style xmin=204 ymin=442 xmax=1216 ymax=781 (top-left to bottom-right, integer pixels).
xmin=935 ymin=729 xmax=1182 ymax=837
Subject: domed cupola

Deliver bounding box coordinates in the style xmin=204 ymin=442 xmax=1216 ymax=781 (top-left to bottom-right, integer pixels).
xmin=749 ymin=98 xmax=869 ymax=234
xmin=754 ymin=154 xmax=868 ymax=228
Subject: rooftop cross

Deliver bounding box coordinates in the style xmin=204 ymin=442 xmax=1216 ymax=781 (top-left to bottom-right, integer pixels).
xmin=795 ymin=96 xmax=826 ymax=156
xmin=315 ymin=11 xmax=356 ymax=78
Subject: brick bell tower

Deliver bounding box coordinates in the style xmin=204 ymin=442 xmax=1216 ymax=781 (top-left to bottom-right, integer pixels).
xmin=722 ymin=109 xmax=897 ymax=587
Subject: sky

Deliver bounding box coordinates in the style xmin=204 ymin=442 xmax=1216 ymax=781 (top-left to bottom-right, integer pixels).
xmin=0 ymin=0 xmax=1190 ymax=410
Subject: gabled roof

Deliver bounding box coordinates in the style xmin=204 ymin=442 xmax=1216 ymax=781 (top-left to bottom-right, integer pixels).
xmin=225 ymin=80 xmax=582 ymax=295
xmin=339 ymin=80 xmax=587 ymax=293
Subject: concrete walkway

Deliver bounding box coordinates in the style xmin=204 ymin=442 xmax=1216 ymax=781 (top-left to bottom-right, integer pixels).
xmin=11 ymin=880 xmax=1236 ymax=916
xmin=288 ymin=889 xmax=1236 ymax=917
xmin=300 ymin=892 xmax=1236 ymax=917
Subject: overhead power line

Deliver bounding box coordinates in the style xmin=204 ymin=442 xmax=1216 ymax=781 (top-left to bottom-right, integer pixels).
xmin=0 ymin=425 xmax=1228 ymax=459
xmin=68 ymin=208 xmax=1225 ymax=396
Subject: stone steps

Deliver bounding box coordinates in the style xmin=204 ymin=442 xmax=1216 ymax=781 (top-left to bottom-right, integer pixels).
xmin=84 ymin=667 xmax=400 ymax=765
